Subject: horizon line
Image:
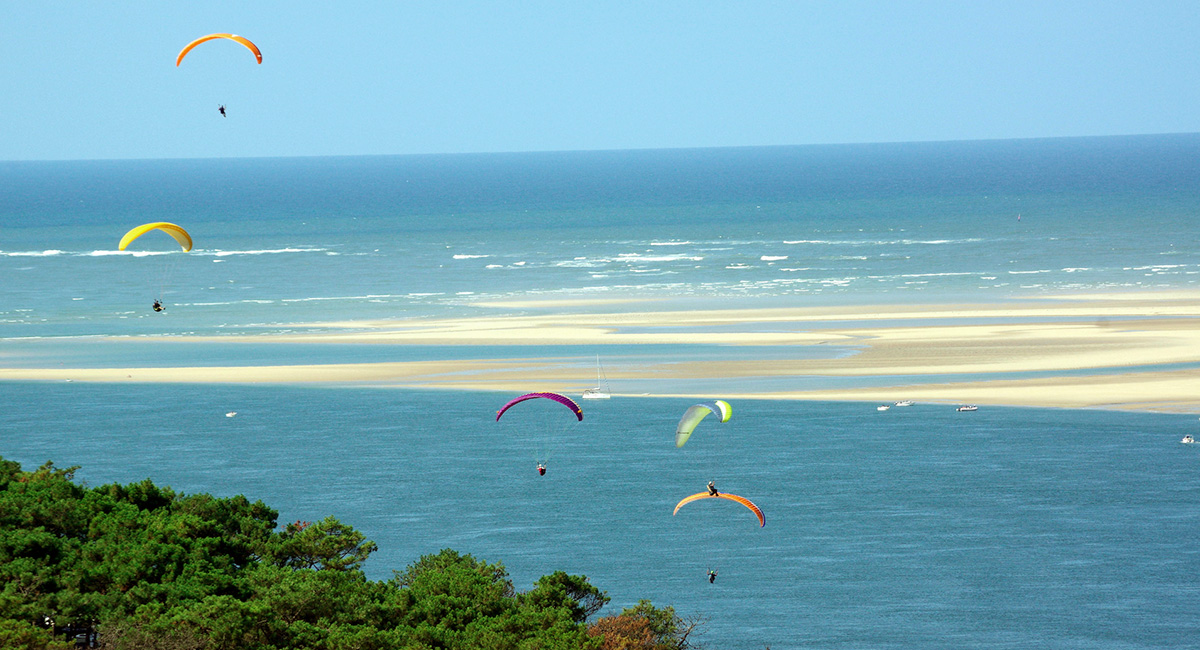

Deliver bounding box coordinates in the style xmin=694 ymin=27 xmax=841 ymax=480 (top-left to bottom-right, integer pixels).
xmin=5 ymin=131 xmax=1199 ymax=166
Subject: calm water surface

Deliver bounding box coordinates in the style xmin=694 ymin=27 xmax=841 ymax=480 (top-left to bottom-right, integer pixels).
xmin=3 ymin=383 xmax=1198 ymax=649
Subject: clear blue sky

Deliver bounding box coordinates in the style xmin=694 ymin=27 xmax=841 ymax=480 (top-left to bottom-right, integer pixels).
xmin=4 ymin=1 xmax=1199 ymax=160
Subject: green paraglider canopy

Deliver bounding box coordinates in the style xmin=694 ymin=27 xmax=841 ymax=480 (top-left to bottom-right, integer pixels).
xmin=674 ymin=400 xmax=731 ymax=448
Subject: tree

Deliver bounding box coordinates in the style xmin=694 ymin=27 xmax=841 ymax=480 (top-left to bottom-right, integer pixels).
xmin=394 ymin=549 xmax=516 ymax=630
xmin=0 ymin=457 xmax=686 ymax=650
xmin=522 ymin=571 xmax=609 ymax=623
xmin=587 ymin=601 xmax=705 ymax=650
xmin=266 ymin=517 xmax=377 ymax=572
xmin=0 ymin=619 xmax=72 ymax=650
xmin=588 ymin=614 xmax=658 ymax=650
xmin=393 ymin=549 xmax=603 ymax=650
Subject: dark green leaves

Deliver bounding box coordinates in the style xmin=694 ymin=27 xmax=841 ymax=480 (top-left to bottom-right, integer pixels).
xmin=0 ymin=456 xmax=692 ymax=650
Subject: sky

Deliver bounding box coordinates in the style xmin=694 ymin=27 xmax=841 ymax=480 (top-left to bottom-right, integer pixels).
xmin=3 ymin=1 xmax=1199 ymax=161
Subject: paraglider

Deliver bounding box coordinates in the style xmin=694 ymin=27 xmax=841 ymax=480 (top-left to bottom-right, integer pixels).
xmin=496 ymin=393 xmax=583 ymax=474
xmin=176 ymin=35 xmax=260 ymax=117
xmin=119 ymin=222 xmax=193 ymax=252
xmin=176 ymin=34 xmax=262 ymax=66
xmin=707 ymin=569 xmax=718 ymax=584
xmin=673 ymin=491 xmax=765 ymax=527
xmin=675 ymin=400 xmax=731 ymax=447
xmin=119 ymin=222 xmax=192 ymax=311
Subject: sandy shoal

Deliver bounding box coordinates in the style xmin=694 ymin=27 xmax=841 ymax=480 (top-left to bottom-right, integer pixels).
xmin=7 ymin=291 xmax=1200 ymax=413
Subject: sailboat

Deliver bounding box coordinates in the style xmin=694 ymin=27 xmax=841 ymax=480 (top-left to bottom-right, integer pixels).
xmin=581 ymin=355 xmax=611 ymax=400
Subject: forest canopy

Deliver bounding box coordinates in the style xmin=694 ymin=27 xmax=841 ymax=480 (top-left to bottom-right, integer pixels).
xmin=0 ymin=456 xmax=701 ymax=650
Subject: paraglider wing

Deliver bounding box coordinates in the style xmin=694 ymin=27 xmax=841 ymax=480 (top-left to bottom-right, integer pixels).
xmin=673 ymin=492 xmax=765 ymax=527
xmin=674 ymin=399 xmax=732 ymax=448
xmin=496 ymin=392 xmax=584 ymax=422
xmin=176 ymin=33 xmax=262 ymax=66
xmin=118 ymin=222 xmax=193 ymax=252
xmin=709 ymin=399 xmax=732 ymax=422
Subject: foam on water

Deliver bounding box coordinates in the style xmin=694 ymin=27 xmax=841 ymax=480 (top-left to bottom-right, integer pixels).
xmin=2 ymin=249 xmax=65 ymax=256
xmin=208 ymin=248 xmax=329 ymax=256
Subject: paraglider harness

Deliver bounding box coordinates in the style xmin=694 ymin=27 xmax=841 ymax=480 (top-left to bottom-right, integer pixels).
xmin=152 ymin=300 xmax=164 ymax=312
xmin=707 ymin=481 xmax=718 ymax=497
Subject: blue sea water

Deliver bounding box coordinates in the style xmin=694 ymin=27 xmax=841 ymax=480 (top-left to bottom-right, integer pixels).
xmin=4 ymin=384 xmax=1200 ymax=649
xmin=4 ymin=135 xmax=1200 ymax=648
xmin=3 ymin=134 xmax=1200 ymax=342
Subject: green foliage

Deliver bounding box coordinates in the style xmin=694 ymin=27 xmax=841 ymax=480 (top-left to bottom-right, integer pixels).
xmin=523 ymin=570 xmax=610 ymax=623
xmin=0 ymin=456 xmax=668 ymax=650
xmin=391 ymin=548 xmax=602 ymax=649
xmin=265 ymin=517 xmax=377 ymax=572
xmin=0 ymin=618 xmax=73 ymax=650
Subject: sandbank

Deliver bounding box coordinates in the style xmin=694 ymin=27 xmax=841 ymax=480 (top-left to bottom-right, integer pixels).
xmin=6 ymin=291 xmax=1200 ymax=414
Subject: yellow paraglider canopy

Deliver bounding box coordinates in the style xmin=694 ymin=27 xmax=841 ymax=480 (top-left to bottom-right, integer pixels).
xmin=176 ymin=34 xmax=262 ymax=66
xmin=118 ymin=223 xmax=193 ymax=252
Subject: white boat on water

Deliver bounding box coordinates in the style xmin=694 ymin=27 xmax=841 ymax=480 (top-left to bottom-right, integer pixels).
xmin=226 ymin=411 xmax=237 ymax=418
xmin=893 ymin=400 xmax=914 ymax=407
xmin=1182 ymin=435 xmax=1195 ymax=444
xmin=581 ymin=355 xmax=611 ymax=400
xmin=876 ymin=405 xmax=891 ymax=411
xmin=956 ymin=405 xmax=978 ymax=412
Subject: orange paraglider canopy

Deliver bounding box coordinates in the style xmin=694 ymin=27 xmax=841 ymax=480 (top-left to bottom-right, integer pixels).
xmin=176 ymin=34 xmax=262 ymax=66
xmin=673 ymin=492 xmax=765 ymax=527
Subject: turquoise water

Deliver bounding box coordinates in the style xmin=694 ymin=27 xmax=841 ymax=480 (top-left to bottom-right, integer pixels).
xmin=3 ymin=383 xmax=1199 ymax=649
xmin=3 ymin=135 xmax=1200 ymax=341
xmin=5 ymin=135 xmax=1200 ymax=647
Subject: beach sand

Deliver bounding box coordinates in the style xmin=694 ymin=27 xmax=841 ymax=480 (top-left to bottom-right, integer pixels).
xmin=6 ymin=291 xmax=1200 ymax=413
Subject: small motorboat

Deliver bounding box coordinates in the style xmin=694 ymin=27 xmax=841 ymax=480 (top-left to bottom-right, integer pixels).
xmin=1182 ymin=435 xmax=1195 ymax=444
xmin=956 ymin=405 xmax=978 ymax=412
xmin=225 ymin=411 xmax=238 ymax=418
xmin=893 ymin=400 xmax=914 ymax=407
xmin=876 ymin=404 xmax=891 ymax=411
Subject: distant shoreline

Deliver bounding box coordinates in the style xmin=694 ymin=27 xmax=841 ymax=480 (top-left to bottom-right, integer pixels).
xmin=5 ymin=290 xmax=1200 ymax=414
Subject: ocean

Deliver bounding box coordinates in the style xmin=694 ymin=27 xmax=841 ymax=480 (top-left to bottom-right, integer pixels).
xmin=3 ymin=135 xmax=1200 ymax=648
xmin=4 ymin=134 xmax=1200 ymax=341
